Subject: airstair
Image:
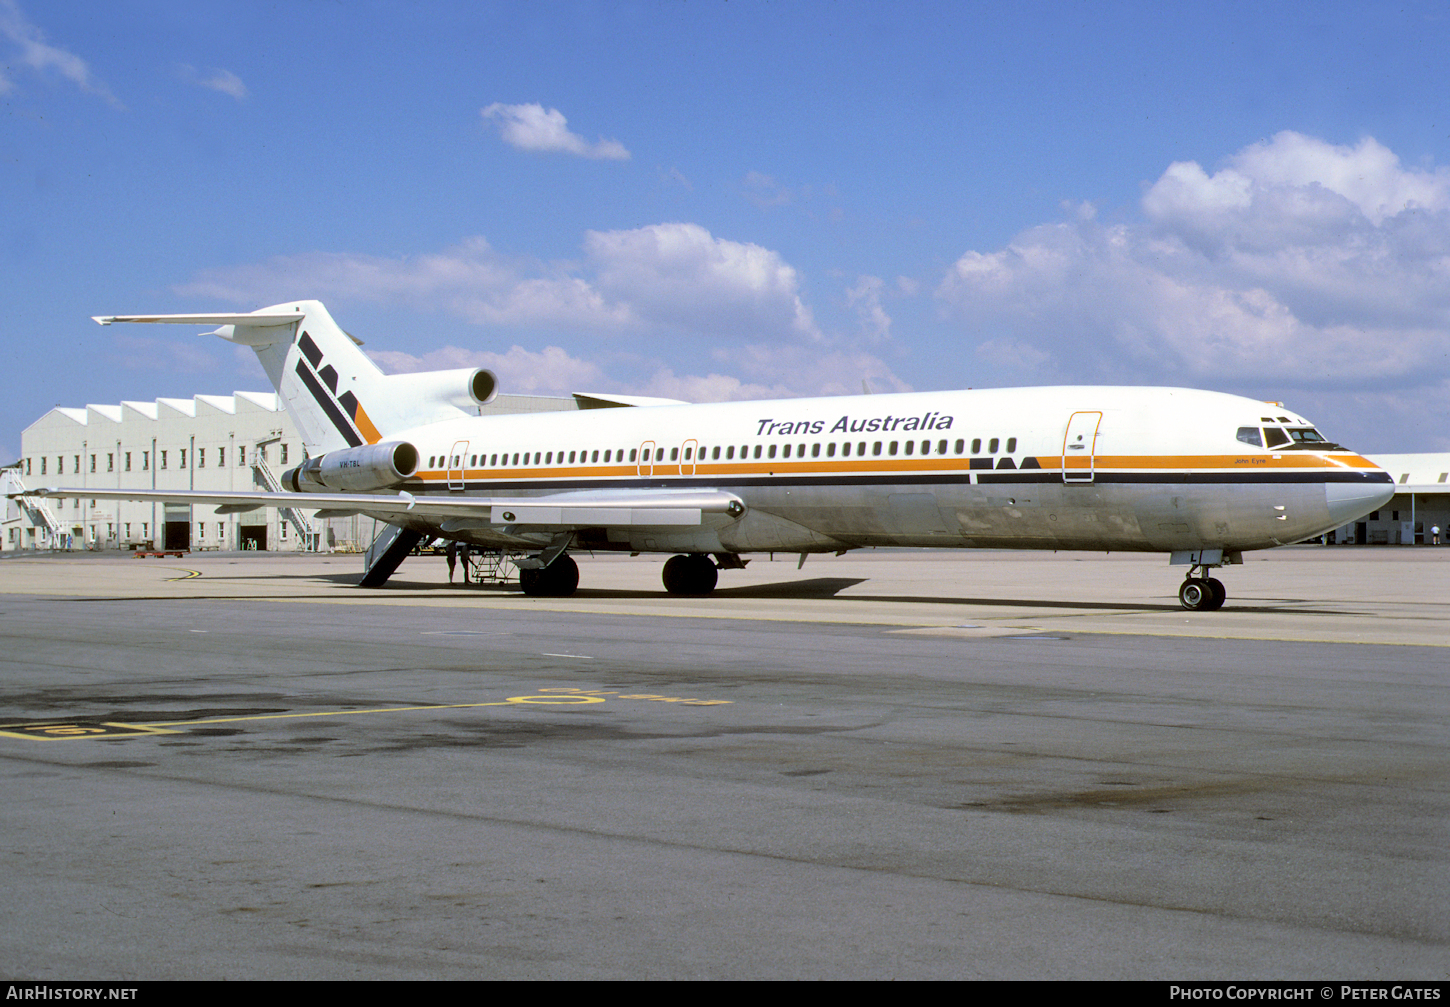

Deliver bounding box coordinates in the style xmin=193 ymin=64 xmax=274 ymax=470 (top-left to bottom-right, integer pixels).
xmin=252 ymin=454 xmax=320 ymax=551
xmin=2 ymin=469 xmax=66 ymax=549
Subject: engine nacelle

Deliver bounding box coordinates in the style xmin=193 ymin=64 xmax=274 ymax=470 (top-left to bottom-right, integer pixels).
xmin=284 ymin=441 xmax=420 ymax=493
xmin=381 ymin=367 xmax=497 ymax=411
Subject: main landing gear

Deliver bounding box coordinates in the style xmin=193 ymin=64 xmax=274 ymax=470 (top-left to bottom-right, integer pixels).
xmin=519 ymin=553 xmax=579 ymax=597
xmin=1179 ymin=569 xmax=1226 ymax=611
xmin=662 ymin=553 xmax=718 ymax=596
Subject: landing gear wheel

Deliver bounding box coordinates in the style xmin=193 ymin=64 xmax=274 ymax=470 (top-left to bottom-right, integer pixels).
xmin=1204 ymin=577 xmax=1226 ymax=611
xmin=1179 ymin=578 xmax=1210 ymax=611
xmin=519 ymin=553 xmax=579 ymax=597
xmin=662 ymin=554 xmax=718 ymax=596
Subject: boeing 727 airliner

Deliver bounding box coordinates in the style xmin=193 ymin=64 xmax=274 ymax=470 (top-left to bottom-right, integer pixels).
xmin=24 ymin=301 xmax=1394 ymax=610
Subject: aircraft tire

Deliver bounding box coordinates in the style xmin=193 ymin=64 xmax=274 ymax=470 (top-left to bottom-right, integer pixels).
xmin=1179 ymin=578 xmax=1210 ymax=611
xmin=1204 ymin=577 xmax=1226 ymax=610
xmin=662 ymin=554 xmax=718 ymax=596
xmin=519 ymin=554 xmax=579 ymax=597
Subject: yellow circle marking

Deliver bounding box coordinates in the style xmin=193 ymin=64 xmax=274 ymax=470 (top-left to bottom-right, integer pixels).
xmin=505 ymin=695 xmax=606 ymax=705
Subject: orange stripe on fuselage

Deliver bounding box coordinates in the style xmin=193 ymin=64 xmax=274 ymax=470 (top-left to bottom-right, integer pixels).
xmin=405 ymin=451 xmax=1377 ymax=484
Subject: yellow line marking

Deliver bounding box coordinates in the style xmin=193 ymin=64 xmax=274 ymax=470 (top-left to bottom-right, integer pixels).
xmin=0 ymin=696 xmax=607 ymax=740
xmin=139 ymin=695 xmax=605 ymax=727
xmin=0 ymin=722 xmax=181 ymax=741
xmin=166 ymin=569 xmax=202 ymax=581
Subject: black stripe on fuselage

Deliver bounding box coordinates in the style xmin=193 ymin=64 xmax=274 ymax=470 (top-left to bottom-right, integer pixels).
xmin=294 ymin=360 xmax=363 ymax=448
xmin=398 ymin=467 xmax=1390 ymax=494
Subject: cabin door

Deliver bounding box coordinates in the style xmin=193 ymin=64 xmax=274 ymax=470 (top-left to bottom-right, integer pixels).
xmin=680 ymin=438 xmax=699 ymax=476
xmin=1061 ymin=412 xmax=1102 ymax=484
xmin=447 ymin=440 xmax=469 ymax=491
xmin=637 ymin=440 xmax=656 ymax=478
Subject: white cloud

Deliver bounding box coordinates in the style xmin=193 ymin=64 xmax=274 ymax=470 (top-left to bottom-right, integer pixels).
xmin=0 ymin=0 xmax=120 ymax=106
xmin=583 ymin=222 xmax=822 ymax=340
xmin=181 ymin=65 xmax=247 ymax=100
xmin=937 ymin=131 xmax=1450 ymax=396
xmin=177 ymin=225 xmax=916 ymax=403
xmin=481 ymin=102 xmax=629 ymax=160
xmin=845 ymin=275 xmax=891 ymax=342
xmin=179 ymin=225 xmax=822 ymax=346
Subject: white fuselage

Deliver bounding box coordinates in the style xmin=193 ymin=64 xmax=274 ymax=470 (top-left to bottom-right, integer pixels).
xmin=375 ymin=385 xmax=1392 ymax=558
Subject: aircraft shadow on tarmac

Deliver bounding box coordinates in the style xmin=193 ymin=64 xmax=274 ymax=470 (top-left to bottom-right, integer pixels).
xmin=210 ymin=569 xmax=1329 ymax=613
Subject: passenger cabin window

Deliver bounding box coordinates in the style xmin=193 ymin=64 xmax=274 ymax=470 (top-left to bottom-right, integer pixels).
xmin=1006 ymin=438 xmax=1017 ymax=453
xmin=988 ymin=438 xmax=999 ymax=453
xmin=1236 ymin=427 xmax=1263 ymax=448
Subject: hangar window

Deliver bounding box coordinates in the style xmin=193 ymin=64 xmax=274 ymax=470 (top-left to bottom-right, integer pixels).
xmin=90 ymin=454 xmax=96 ymax=473
xmin=125 ymin=452 xmax=131 ymax=472
xmin=108 ymin=453 xmax=115 ymax=472
xmin=74 ymin=454 xmax=80 ymax=473
xmin=1236 ymin=427 xmax=1262 ymax=448
xmin=40 ymin=457 xmax=46 ymax=475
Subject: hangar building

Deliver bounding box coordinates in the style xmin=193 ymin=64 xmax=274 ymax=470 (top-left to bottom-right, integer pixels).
xmin=4 ymin=389 xmax=573 ymax=553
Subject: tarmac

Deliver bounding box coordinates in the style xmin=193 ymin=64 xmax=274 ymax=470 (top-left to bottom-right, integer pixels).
xmin=0 ymin=546 xmax=1445 ymax=979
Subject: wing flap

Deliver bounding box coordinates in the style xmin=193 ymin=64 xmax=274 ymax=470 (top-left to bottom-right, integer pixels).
xmin=17 ymin=486 xmax=744 ymax=529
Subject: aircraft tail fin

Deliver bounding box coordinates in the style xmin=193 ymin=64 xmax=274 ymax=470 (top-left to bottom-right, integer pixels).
xmin=96 ymin=300 xmax=497 ymax=456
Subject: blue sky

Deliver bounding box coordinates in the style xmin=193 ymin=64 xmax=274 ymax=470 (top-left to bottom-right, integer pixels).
xmin=5 ymin=0 xmax=1450 ymax=462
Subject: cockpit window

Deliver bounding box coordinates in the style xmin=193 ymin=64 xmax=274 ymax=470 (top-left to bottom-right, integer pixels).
xmin=1288 ymin=427 xmax=1342 ymax=450
xmin=1236 ymin=426 xmax=1263 ymax=448
xmin=1264 ymin=427 xmax=1292 ymax=449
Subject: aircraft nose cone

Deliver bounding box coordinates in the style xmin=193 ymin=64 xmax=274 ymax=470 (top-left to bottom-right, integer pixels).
xmin=1325 ymin=476 xmax=1395 ymax=527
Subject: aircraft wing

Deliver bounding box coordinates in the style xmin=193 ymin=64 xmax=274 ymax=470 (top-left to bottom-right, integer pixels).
xmin=15 ymin=486 xmax=745 ymax=529
xmin=92 ymin=312 xmax=304 ymax=327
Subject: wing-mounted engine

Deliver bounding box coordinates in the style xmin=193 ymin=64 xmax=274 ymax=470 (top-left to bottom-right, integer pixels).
xmin=284 ymin=441 xmax=420 ymax=493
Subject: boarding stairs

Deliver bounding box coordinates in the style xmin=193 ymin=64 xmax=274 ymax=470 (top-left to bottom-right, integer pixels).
xmin=3 ymin=470 xmax=66 ymax=549
xmin=252 ymin=455 xmax=320 ymax=551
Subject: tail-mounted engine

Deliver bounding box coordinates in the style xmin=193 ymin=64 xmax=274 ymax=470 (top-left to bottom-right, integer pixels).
xmin=283 ymin=441 xmax=420 ymax=493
